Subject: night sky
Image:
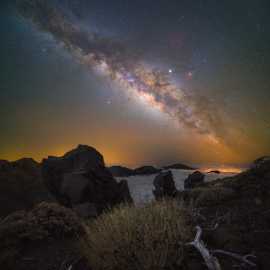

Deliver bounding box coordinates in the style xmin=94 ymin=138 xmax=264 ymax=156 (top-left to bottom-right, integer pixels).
xmin=1 ymin=0 xmax=270 ymax=168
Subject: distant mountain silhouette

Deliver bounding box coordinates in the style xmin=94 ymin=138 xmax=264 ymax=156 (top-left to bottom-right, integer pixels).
xmin=108 ymin=166 xmax=134 ymax=177
xmin=109 ymin=165 xmax=161 ymax=177
xmin=163 ymin=163 xmax=195 ymax=170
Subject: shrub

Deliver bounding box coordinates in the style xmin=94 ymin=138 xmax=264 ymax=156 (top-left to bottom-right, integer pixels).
xmin=190 ymin=187 xmax=236 ymax=207
xmin=0 ymin=202 xmax=85 ymax=268
xmin=0 ymin=202 xmax=84 ymax=256
xmin=82 ymin=200 xmax=193 ymax=270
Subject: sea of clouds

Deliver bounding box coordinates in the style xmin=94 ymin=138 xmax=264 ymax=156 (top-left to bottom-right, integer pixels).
xmin=117 ymin=169 xmax=236 ymax=205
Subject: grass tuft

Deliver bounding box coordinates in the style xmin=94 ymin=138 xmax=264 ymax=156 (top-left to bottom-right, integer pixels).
xmin=81 ymin=200 xmax=193 ymax=270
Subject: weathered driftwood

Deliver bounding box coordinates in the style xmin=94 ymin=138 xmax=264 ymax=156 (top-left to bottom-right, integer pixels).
xmin=65 ymin=257 xmax=83 ymax=270
xmin=187 ymin=226 xmax=257 ymax=270
xmin=186 ymin=226 xmax=222 ymax=270
xmin=211 ymin=250 xmax=256 ymax=268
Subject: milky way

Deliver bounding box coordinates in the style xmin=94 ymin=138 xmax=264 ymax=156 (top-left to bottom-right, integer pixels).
xmin=18 ymin=0 xmax=227 ymax=144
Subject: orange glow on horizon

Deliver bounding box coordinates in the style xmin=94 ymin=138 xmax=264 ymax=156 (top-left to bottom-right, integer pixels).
xmin=200 ymin=166 xmax=244 ymax=174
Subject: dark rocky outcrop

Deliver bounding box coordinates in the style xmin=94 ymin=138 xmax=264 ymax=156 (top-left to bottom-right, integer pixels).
xmin=184 ymin=171 xmax=205 ymax=189
xmin=153 ymin=171 xmax=177 ymax=199
xmin=0 ymin=202 xmax=87 ymax=270
xmin=0 ymin=158 xmax=53 ymax=217
xmin=42 ymin=145 xmax=132 ymax=216
xmin=163 ymin=163 xmax=195 ymax=170
xmin=73 ymin=202 xmax=98 ymax=219
xmin=117 ymin=179 xmax=133 ymax=202
xmin=133 ymin=165 xmax=161 ymax=175
xmin=108 ymin=165 xmax=134 ymax=177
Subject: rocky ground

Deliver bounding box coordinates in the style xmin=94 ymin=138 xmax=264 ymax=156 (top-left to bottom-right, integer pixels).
xmin=0 ymin=146 xmax=269 ymax=270
xmin=179 ymin=158 xmax=270 ymax=269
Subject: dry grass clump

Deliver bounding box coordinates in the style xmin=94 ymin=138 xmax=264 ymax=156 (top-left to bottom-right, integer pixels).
xmin=82 ymin=200 xmax=193 ymax=270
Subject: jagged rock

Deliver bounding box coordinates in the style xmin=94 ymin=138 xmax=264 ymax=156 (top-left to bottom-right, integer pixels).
xmin=117 ymin=179 xmax=133 ymax=203
xmin=42 ymin=145 xmax=104 ymax=199
xmin=163 ymin=163 xmax=195 ymax=170
xmin=184 ymin=171 xmax=205 ymax=189
xmin=0 ymin=158 xmax=53 ymax=217
xmin=108 ymin=165 xmax=134 ymax=177
xmin=133 ymin=165 xmax=161 ymax=175
xmin=153 ymin=171 xmax=177 ymax=199
xmin=61 ymin=172 xmax=89 ymax=205
xmin=42 ymin=145 xmax=133 ymax=214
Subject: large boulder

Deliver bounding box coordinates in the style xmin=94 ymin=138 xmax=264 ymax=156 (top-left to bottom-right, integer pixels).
xmin=184 ymin=171 xmax=205 ymax=189
xmin=153 ymin=171 xmax=177 ymax=199
xmin=42 ymin=145 xmax=104 ymax=198
xmin=42 ymin=145 xmax=132 ymax=216
xmin=108 ymin=165 xmax=134 ymax=177
xmin=0 ymin=158 xmax=53 ymax=217
xmin=133 ymin=165 xmax=161 ymax=175
xmin=61 ymin=172 xmax=89 ymax=205
xmin=73 ymin=202 xmax=98 ymax=219
xmin=117 ymin=179 xmax=133 ymax=202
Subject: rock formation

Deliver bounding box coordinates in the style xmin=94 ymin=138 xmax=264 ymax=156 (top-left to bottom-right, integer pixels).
xmin=42 ymin=145 xmax=132 ymax=217
xmin=153 ymin=171 xmax=177 ymax=199
xmin=184 ymin=171 xmax=205 ymax=189
xmin=0 ymin=158 xmax=53 ymax=217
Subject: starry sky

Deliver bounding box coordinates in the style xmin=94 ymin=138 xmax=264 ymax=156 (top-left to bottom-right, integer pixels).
xmin=0 ymin=0 xmax=270 ymax=168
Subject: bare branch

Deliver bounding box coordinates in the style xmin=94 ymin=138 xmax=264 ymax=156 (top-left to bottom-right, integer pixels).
xmin=65 ymin=257 xmax=83 ymax=270
xmin=186 ymin=225 xmax=258 ymax=269
xmin=186 ymin=226 xmax=222 ymax=270
xmin=211 ymin=250 xmax=256 ymax=268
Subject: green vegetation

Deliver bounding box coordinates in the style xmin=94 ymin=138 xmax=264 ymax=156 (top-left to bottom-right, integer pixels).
xmin=82 ymin=200 xmax=193 ymax=270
